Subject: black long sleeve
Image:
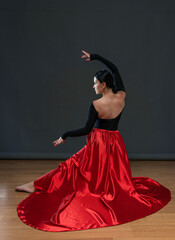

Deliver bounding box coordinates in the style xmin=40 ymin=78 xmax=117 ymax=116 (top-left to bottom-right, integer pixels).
xmin=90 ymin=54 xmax=126 ymax=92
xmin=61 ymin=103 xmax=98 ymax=140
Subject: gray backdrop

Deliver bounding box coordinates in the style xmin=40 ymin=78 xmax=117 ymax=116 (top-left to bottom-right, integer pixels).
xmin=1 ymin=0 xmax=175 ymax=160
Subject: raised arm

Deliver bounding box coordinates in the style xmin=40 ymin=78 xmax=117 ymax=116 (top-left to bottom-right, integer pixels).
xmin=90 ymin=53 xmax=126 ymax=92
xmin=90 ymin=54 xmax=125 ymax=92
xmin=60 ymin=102 xmax=98 ymax=140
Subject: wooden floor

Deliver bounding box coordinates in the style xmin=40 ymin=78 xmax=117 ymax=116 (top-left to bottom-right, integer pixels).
xmin=0 ymin=159 xmax=174 ymax=240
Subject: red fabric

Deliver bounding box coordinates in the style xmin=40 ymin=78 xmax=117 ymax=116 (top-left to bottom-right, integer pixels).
xmin=17 ymin=128 xmax=171 ymax=232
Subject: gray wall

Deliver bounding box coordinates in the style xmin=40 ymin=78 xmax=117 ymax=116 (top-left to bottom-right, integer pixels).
xmin=1 ymin=0 xmax=175 ymax=160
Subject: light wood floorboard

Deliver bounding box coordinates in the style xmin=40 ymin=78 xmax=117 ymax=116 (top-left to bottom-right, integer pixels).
xmin=0 ymin=160 xmax=174 ymax=240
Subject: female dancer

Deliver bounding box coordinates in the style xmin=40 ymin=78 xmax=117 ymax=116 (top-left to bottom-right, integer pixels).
xmin=16 ymin=50 xmax=171 ymax=232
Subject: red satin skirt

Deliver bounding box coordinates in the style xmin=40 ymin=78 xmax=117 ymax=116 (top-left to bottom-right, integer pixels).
xmin=17 ymin=128 xmax=171 ymax=232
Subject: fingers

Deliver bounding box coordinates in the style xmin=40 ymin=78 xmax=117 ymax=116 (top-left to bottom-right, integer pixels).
xmin=82 ymin=50 xmax=90 ymax=58
xmin=52 ymin=139 xmax=59 ymax=144
xmin=81 ymin=54 xmax=90 ymax=61
xmin=52 ymin=140 xmax=59 ymax=147
xmin=81 ymin=55 xmax=90 ymax=61
xmin=53 ymin=141 xmax=60 ymax=147
xmin=52 ymin=137 xmax=65 ymax=147
xmin=82 ymin=50 xmax=88 ymax=55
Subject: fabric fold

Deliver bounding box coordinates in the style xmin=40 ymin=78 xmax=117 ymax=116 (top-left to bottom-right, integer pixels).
xmin=17 ymin=128 xmax=171 ymax=232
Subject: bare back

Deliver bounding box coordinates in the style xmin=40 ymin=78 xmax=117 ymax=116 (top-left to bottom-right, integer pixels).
xmin=93 ymin=92 xmax=126 ymax=119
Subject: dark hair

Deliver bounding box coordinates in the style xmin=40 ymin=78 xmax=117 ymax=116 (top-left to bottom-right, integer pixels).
xmin=94 ymin=70 xmax=117 ymax=93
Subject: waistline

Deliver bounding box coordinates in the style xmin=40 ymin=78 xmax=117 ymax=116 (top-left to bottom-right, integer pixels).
xmin=92 ymin=128 xmax=119 ymax=133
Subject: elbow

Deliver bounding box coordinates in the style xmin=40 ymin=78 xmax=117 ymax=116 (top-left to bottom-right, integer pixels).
xmin=84 ymin=126 xmax=93 ymax=135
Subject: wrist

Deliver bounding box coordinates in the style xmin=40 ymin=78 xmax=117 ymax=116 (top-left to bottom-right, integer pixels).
xmin=90 ymin=54 xmax=99 ymax=61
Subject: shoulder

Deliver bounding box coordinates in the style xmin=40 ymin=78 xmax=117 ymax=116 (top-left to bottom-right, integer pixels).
xmin=92 ymin=100 xmax=100 ymax=113
xmin=116 ymin=91 xmax=126 ymax=99
xmin=92 ymin=99 xmax=100 ymax=108
xmin=88 ymin=100 xmax=98 ymax=110
xmin=93 ymin=99 xmax=100 ymax=105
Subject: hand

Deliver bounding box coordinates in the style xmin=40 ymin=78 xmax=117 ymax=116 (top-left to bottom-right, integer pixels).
xmin=53 ymin=137 xmax=65 ymax=147
xmin=81 ymin=50 xmax=90 ymax=61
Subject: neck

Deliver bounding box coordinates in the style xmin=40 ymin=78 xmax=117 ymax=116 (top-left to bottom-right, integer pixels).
xmin=102 ymin=88 xmax=113 ymax=97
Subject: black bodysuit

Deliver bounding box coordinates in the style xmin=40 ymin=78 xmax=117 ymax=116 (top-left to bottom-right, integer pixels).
xmin=61 ymin=54 xmax=126 ymax=140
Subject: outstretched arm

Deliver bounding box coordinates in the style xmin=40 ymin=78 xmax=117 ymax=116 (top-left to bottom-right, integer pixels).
xmin=61 ymin=103 xmax=97 ymax=139
xmin=53 ymin=103 xmax=98 ymax=147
